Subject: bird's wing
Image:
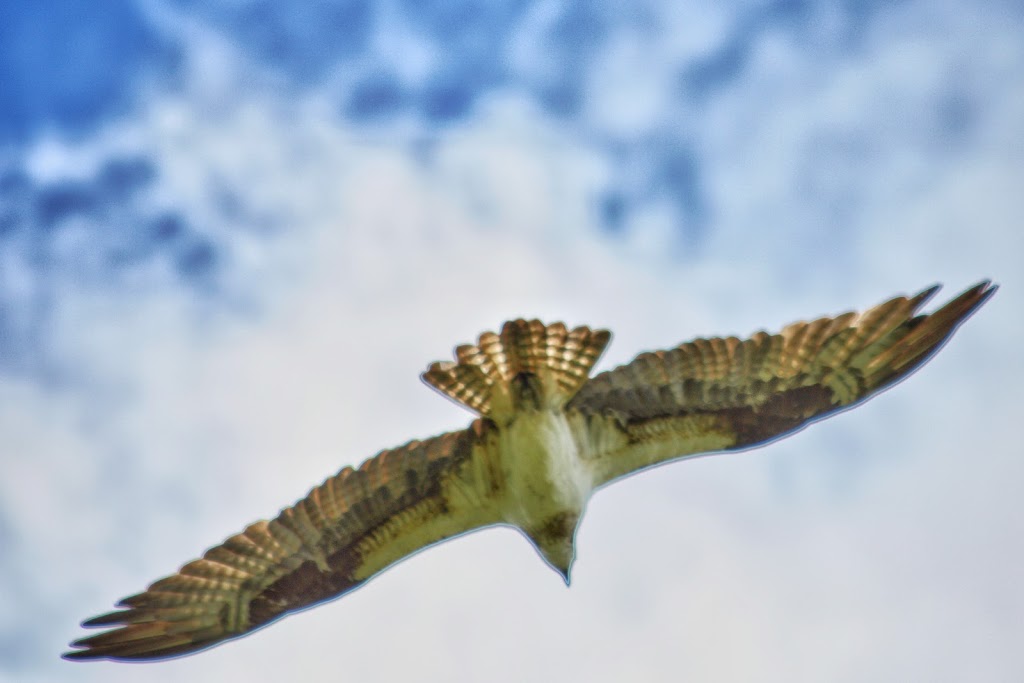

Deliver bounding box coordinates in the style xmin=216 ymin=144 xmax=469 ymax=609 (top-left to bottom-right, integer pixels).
xmin=568 ymin=281 xmax=995 ymax=489
xmin=65 ymin=422 xmax=502 ymax=662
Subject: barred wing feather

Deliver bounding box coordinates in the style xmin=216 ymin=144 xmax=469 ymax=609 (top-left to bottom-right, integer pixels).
xmin=65 ymin=423 xmax=500 ymax=661
xmin=570 ymin=281 xmax=996 ymax=487
xmin=64 ymin=280 xmax=995 ymax=662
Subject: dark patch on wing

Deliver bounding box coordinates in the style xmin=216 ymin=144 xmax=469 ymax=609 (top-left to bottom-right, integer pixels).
xmin=247 ymin=556 xmax=363 ymax=628
xmin=65 ymin=426 xmax=491 ymax=661
xmin=244 ymin=427 xmax=480 ymax=629
xmin=579 ymin=282 xmax=995 ymax=487
xmin=715 ymin=384 xmax=835 ymax=449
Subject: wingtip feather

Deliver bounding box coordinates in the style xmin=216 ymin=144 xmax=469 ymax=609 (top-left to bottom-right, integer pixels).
xmin=81 ymin=610 xmax=132 ymax=628
xmin=64 ymin=618 xmax=225 ymax=661
xmin=909 ymin=283 xmax=943 ymax=309
xmin=864 ymin=280 xmax=995 ymax=376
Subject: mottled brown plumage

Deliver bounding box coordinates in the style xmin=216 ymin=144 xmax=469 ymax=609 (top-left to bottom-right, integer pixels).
xmin=65 ymin=281 xmax=995 ymax=662
xmin=569 ymin=281 xmax=995 ymax=486
xmin=423 ymin=320 xmax=611 ymax=418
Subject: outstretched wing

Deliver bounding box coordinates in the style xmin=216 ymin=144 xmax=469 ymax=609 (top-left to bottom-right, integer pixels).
xmin=65 ymin=422 xmax=501 ymax=661
xmin=569 ymin=281 xmax=996 ymax=488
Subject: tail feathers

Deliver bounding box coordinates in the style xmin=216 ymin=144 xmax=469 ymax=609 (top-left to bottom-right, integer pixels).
xmin=423 ymin=320 xmax=611 ymax=418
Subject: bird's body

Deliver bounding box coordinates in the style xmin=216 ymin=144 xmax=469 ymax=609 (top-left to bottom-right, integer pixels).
xmin=66 ymin=281 xmax=996 ymax=662
xmin=498 ymin=407 xmax=590 ymax=576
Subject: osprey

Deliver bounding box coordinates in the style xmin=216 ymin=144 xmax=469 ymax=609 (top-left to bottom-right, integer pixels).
xmin=66 ymin=281 xmax=995 ymax=661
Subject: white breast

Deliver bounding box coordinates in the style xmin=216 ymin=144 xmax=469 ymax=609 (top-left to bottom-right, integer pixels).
xmin=496 ymin=410 xmax=593 ymax=530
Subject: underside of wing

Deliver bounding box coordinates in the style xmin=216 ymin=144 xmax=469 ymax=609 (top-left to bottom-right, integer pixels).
xmin=570 ymin=281 xmax=995 ymax=487
xmin=65 ymin=422 xmax=501 ymax=662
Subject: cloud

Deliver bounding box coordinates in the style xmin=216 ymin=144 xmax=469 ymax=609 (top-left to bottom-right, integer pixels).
xmin=0 ymin=1 xmax=1022 ymax=681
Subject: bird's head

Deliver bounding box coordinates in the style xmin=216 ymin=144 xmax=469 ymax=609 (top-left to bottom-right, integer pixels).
xmin=525 ymin=512 xmax=580 ymax=585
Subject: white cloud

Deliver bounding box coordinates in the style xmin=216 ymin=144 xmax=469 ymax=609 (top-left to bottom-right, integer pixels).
xmin=2 ymin=2 xmax=1022 ymax=681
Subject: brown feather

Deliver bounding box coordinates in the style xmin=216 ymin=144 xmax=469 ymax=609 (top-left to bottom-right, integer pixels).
xmin=66 ymin=281 xmax=994 ymax=662
xmin=572 ymin=281 xmax=995 ymax=486
xmin=422 ymin=319 xmax=611 ymax=417
xmin=64 ymin=425 xmax=499 ymax=661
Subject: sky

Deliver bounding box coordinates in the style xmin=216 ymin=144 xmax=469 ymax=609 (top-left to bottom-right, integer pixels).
xmin=1 ymin=0 xmax=1022 ymax=681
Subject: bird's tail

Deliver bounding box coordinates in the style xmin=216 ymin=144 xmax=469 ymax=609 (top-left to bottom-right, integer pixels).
xmin=422 ymin=320 xmax=611 ymax=419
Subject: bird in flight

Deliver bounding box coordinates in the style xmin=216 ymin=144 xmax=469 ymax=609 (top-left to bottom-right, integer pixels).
xmin=66 ymin=281 xmax=995 ymax=661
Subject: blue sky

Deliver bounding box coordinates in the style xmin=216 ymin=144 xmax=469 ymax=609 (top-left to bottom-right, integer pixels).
xmin=1 ymin=1 xmax=1022 ymax=681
